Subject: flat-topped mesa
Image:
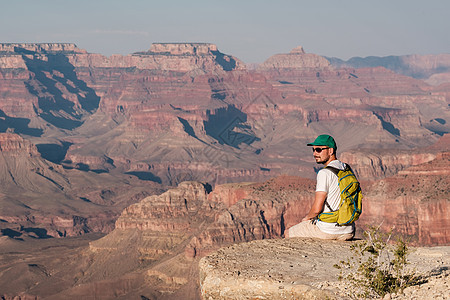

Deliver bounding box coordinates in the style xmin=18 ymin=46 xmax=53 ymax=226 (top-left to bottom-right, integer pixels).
xmin=130 ymin=42 xmax=244 ymax=72
xmin=0 ymin=43 xmax=87 ymax=54
xmin=147 ymin=43 xmax=219 ymax=56
xmin=258 ymin=45 xmax=331 ymax=70
xmin=0 ymin=42 xmax=243 ymax=72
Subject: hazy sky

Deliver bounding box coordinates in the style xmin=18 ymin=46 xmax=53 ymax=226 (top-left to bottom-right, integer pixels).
xmin=1 ymin=0 xmax=449 ymax=63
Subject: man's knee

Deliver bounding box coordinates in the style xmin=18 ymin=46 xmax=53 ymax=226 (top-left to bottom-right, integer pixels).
xmin=336 ymin=232 xmax=355 ymax=241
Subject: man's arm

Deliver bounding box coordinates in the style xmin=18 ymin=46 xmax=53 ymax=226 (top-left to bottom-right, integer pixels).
xmin=301 ymin=191 xmax=327 ymax=221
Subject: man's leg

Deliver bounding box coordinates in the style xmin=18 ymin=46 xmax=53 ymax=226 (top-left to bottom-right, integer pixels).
xmin=286 ymin=220 xmax=353 ymax=240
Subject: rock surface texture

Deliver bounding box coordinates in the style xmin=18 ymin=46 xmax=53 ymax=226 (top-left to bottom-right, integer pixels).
xmin=199 ymin=238 xmax=450 ymax=300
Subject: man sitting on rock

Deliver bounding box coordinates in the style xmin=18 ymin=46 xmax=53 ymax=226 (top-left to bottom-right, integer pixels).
xmin=285 ymin=134 xmax=355 ymax=241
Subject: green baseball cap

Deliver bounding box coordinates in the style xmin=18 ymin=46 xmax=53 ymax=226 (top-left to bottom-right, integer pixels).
xmin=307 ymin=134 xmax=337 ymax=149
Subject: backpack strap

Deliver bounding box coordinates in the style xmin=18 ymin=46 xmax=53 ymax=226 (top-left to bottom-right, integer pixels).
xmin=324 ymin=199 xmax=333 ymax=211
xmin=326 ymin=164 xmax=352 ymax=174
xmin=323 ymin=166 xmax=340 ymax=211
xmin=325 ymin=165 xmax=340 ymax=175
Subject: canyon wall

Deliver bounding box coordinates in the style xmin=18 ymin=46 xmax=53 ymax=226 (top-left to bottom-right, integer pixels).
xmin=1 ymin=42 xmax=449 ymax=240
xmin=1 ymin=43 xmax=449 ymax=187
xmin=0 ymin=132 xmax=164 ymax=238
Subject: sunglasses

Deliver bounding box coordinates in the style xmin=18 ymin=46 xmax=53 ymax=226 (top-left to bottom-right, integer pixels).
xmin=312 ymin=147 xmax=329 ymax=153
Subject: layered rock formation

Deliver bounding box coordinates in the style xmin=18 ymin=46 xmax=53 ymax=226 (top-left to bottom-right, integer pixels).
xmin=340 ymin=150 xmax=437 ymax=179
xmin=0 ymin=43 xmax=85 ymax=54
xmin=0 ymin=44 xmax=100 ymax=131
xmin=2 ymin=42 xmax=449 ymax=188
xmin=0 ymin=132 xmax=164 ymax=238
xmin=360 ymin=151 xmax=450 ymax=245
xmin=257 ymin=46 xmax=331 ymax=69
xmin=24 ymin=177 xmax=312 ymax=298
xmin=68 ymin=42 xmax=245 ymax=72
xmin=91 ymin=176 xmax=315 ymax=261
xmin=0 ymin=41 xmax=449 ymax=242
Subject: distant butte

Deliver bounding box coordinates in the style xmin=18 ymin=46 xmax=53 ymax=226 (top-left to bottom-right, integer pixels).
xmin=0 ymin=43 xmax=86 ymax=53
xmin=258 ymin=45 xmax=331 ymax=69
xmin=144 ymin=42 xmax=219 ymax=55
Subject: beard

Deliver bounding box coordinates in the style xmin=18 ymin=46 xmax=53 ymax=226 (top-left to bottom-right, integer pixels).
xmin=314 ymin=155 xmax=329 ymax=164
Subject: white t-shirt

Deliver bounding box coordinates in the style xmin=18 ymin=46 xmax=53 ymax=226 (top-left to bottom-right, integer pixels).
xmin=315 ymin=160 xmax=355 ymax=235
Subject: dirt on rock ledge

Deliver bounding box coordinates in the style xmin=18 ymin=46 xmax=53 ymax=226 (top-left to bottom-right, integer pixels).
xmin=199 ymin=238 xmax=450 ymax=300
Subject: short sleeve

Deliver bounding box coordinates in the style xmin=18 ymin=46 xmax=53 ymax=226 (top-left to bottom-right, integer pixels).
xmin=315 ymin=169 xmax=330 ymax=193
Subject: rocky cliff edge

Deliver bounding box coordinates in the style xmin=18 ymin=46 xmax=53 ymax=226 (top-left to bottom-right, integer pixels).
xmin=199 ymin=238 xmax=450 ymax=300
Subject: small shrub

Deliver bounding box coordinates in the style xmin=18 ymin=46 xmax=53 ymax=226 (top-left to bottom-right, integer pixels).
xmin=335 ymin=226 xmax=423 ymax=298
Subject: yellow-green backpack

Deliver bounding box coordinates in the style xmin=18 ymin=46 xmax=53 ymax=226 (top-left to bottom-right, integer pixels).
xmin=318 ymin=164 xmax=362 ymax=226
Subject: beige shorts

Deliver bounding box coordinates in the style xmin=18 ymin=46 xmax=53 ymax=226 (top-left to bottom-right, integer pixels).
xmin=286 ymin=220 xmax=354 ymax=241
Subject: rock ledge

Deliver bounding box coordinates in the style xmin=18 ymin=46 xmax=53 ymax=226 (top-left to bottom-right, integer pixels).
xmin=199 ymin=238 xmax=450 ymax=299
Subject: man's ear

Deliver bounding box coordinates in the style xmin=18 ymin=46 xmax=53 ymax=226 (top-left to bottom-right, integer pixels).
xmin=331 ymin=148 xmax=337 ymax=156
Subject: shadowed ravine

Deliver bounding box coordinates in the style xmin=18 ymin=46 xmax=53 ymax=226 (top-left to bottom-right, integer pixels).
xmin=16 ymin=46 xmax=100 ymax=130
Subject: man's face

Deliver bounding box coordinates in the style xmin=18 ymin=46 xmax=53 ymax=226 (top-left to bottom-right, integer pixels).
xmin=312 ymin=146 xmax=333 ymax=164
